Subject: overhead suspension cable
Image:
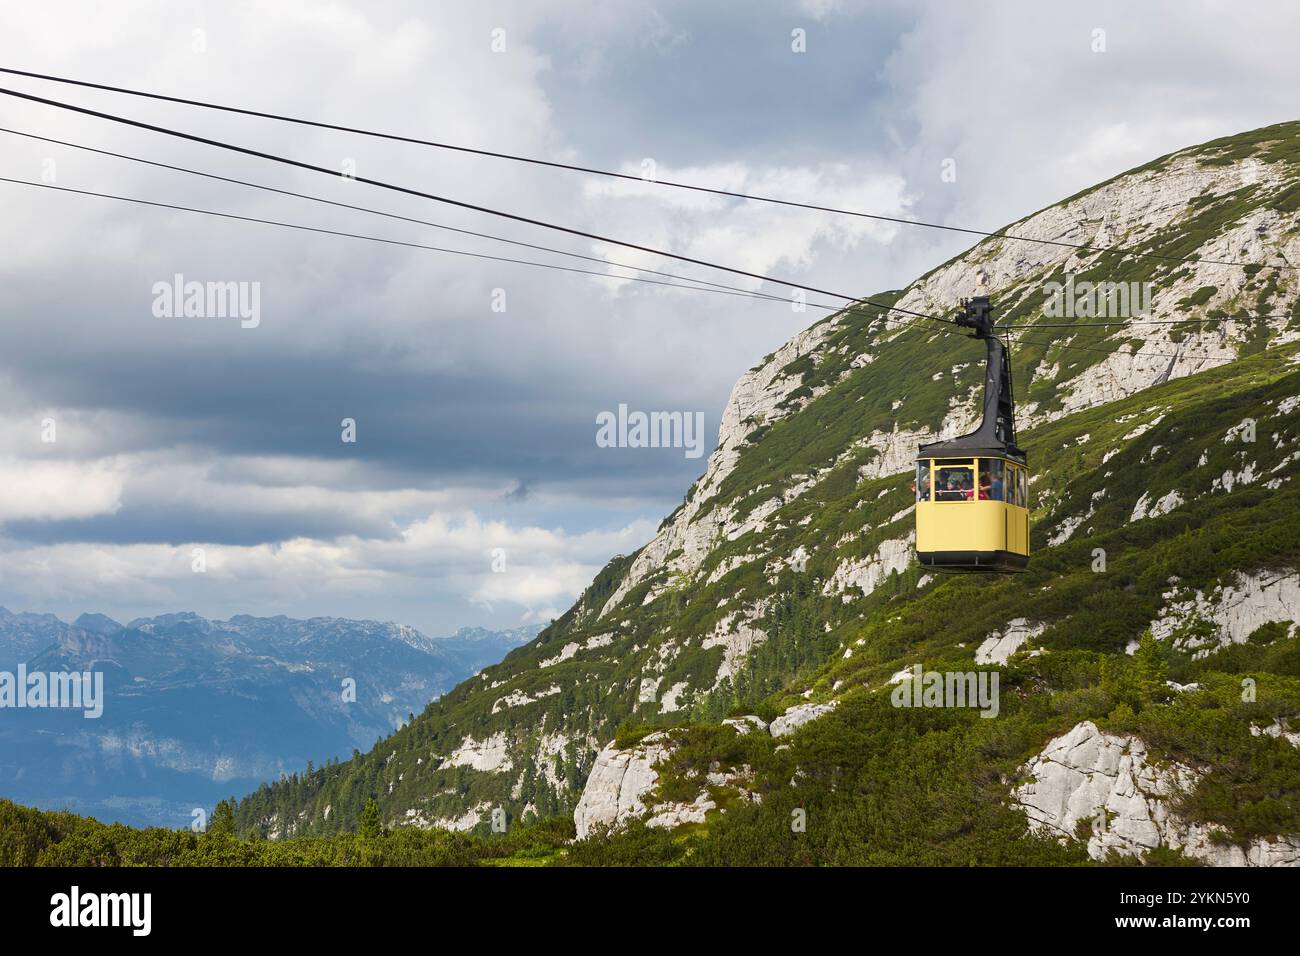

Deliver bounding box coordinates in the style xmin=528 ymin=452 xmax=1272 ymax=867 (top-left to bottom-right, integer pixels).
xmin=0 ymin=176 xmax=832 ymax=303
xmin=3 ymin=177 xmax=1288 ymax=371
xmin=0 ymin=125 xmax=781 ymax=304
xmin=13 ymin=122 xmax=1288 ymax=338
xmin=53 ymin=124 xmax=1282 ymax=336
xmin=3 ymin=128 xmax=1288 ymax=361
xmin=4 ymin=161 xmax=1286 ymax=362
xmin=0 ymin=66 xmax=1291 ymax=273
xmin=0 ymin=84 xmax=953 ymax=328
xmin=0 ymin=175 xmax=959 ymax=331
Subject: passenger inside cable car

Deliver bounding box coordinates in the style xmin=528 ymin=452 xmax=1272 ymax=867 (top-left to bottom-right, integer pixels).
xmin=984 ymin=458 xmax=1004 ymax=501
xmin=934 ymin=464 xmax=973 ymax=500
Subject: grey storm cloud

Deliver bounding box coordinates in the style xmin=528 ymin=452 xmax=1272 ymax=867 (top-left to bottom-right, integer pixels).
xmin=532 ymin=0 xmax=912 ymax=166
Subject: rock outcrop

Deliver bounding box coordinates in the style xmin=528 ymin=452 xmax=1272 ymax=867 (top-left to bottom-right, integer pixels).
xmin=573 ymin=733 xmax=674 ymax=839
xmin=1015 ymin=721 xmax=1300 ymax=866
xmin=975 ymin=618 xmax=1046 ymax=664
xmin=1148 ymin=570 xmax=1300 ymax=657
xmin=769 ymin=701 xmax=838 ymax=738
xmin=823 ymin=535 xmax=914 ymax=602
xmin=722 ymin=715 xmax=768 ymax=735
xmin=440 ymin=732 xmax=512 ymax=773
xmin=702 ymin=612 xmax=768 ymax=689
xmin=573 ymin=731 xmax=758 ymax=838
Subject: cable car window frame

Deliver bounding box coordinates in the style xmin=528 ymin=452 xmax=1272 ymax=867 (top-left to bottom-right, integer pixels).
xmin=979 ymin=458 xmax=1007 ymax=502
xmin=932 ymin=459 xmax=976 ymax=502
xmin=916 ymin=461 xmax=933 ymax=502
xmin=1004 ymin=463 xmax=1026 ymax=507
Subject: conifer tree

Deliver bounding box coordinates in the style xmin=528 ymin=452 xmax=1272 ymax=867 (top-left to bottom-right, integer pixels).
xmin=359 ymin=798 xmax=382 ymax=839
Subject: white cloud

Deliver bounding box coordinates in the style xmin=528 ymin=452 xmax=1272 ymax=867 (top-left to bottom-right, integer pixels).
xmin=0 ymin=509 xmax=655 ymax=624
xmin=0 ymin=457 xmax=123 ymax=521
xmin=880 ymin=0 xmax=1300 ymax=249
xmin=583 ymin=161 xmax=910 ymax=291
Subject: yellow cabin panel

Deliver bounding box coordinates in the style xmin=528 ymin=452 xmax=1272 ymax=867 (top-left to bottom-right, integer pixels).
xmin=916 ymin=500 xmax=1013 ymax=553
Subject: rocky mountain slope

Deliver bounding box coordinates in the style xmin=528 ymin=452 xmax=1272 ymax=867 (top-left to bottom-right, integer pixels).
xmin=0 ymin=610 xmax=538 ymax=827
xmin=233 ymin=121 xmax=1300 ymax=864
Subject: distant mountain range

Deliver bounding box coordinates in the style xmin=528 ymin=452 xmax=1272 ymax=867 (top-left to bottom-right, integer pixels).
xmin=0 ymin=608 xmax=539 ymax=828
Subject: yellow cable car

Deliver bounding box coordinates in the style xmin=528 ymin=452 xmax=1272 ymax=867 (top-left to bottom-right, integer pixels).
xmin=915 ymin=297 xmax=1029 ymax=573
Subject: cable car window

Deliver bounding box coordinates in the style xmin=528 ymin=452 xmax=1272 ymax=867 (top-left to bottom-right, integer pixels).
xmin=935 ymin=465 xmax=975 ymax=501
xmin=1006 ymin=465 xmax=1023 ymax=507
xmin=980 ymin=459 xmax=1005 ymax=501
xmin=915 ymin=461 xmax=931 ymax=501
xmin=1019 ymin=468 xmax=1029 ymax=508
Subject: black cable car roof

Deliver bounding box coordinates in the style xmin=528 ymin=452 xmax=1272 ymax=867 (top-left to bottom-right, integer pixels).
xmin=917 ymin=296 xmax=1026 ymax=464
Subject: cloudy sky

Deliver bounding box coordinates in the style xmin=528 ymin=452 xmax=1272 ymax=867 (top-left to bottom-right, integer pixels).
xmin=1 ymin=0 xmax=1297 ymax=635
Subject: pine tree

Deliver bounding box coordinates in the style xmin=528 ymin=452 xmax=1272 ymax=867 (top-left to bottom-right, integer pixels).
xmin=359 ymin=798 xmax=382 ymax=839
xmin=209 ymin=799 xmax=236 ymax=837
xmin=1132 ymin=631 xmax=1171 ymax=708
